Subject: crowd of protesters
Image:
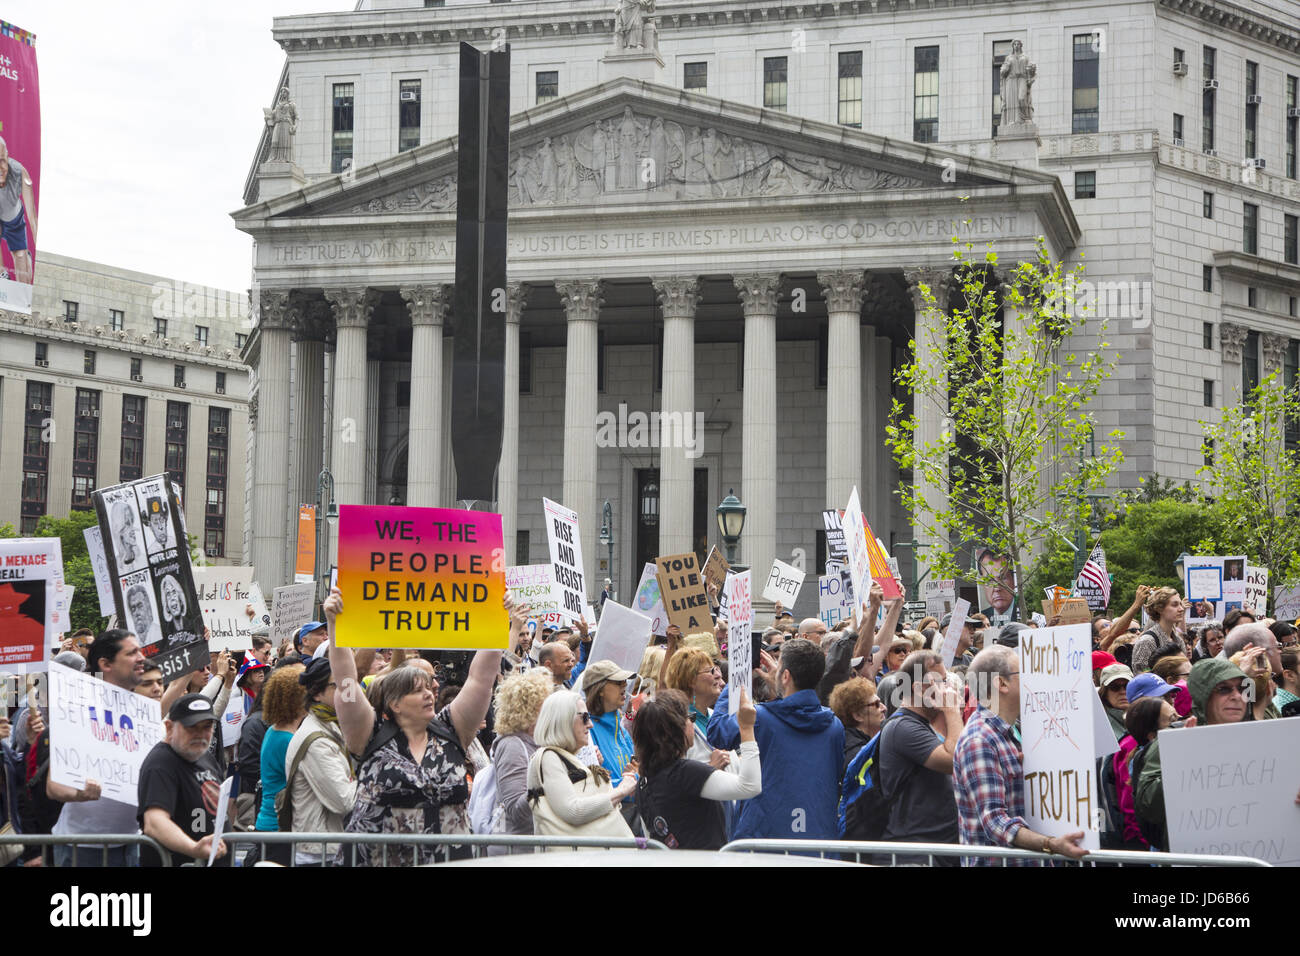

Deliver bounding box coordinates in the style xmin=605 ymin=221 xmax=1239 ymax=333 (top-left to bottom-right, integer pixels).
xmin=3 ymin=576 xmax=1298 ymax=868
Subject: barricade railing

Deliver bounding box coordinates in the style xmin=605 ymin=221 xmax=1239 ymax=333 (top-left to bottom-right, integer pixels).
xmin=225 ymin=831 xmax=670 ymax=866
xmin=718 ymin=839 xmax=1272 ymax=867
xmin=0 ymin=832 xmax=172 ymax=867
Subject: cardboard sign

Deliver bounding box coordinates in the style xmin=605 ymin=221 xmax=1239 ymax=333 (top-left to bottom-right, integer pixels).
xmin=1243 ymin=565 xmax=1268 ymax=617
xmin=726 ymin=570 xmax=753 ymax=715
xmin=587 ymin=599 xmax=652 ymax=674
xmin=271 ymin=582 xmax=317 ymax=649
xmin=1051 ymin=597 xmax=1092 ymax=626
xmin=84 ymin=525 xmax=116 ymax=617
xmin=938 ymin=598 xmax=972 ymax=668
xmin=841 ymin=487 xmax=872 ymax=612
xmin=762 ymin=558 xmax=806 ymax=605
xmin=1018 ymin=623 xmax=1100 ymax=850
xmin=47 ymin=661 xmax=165 ymax=805
xmin=505 ymin=564 xmax=565 ymax=628
xmin=655 ymin=552 xmax=711 ymax=633
xmin=703 ymin=547 xmax=730 ymax=603
xmin=633 ymin=562 xmax=668 ymax=636
xmin=193 ymin=566 xmax=268 ymax=653
xmin=93 ymin=474 xmax=207 ymax=682
xmin=542 ymin=497 xmax=587 ymax=623
xmin=822 ymin=510 xmax=848 ymax=564
xmin=295 ymin=505 xmax=316 ymax=584
xmin=1274 ymin=584 xmax=1300 ymax=622
xmin=923 ymin=579 xmax=956 ymax=619
xmin=0 ymin=537 xmax=62 ymax=672
xmin=335 ymin=504 xmax=507 ymax=649
xmin=818 ymin=573 xmax=854 ymax=629
xmin=1159 ymin=719 xmax=1300 ymax=865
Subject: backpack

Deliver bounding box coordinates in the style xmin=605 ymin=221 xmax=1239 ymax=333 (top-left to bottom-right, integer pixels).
xmin=1128 ymin=742 xmax=1167 ymax=850
xmin=276 ymin=731 xmax=339 ymax=832
xmin=837 ymin=731 xmax=886 ymax=840
xmin=467 ymin=761 xmax=500 ymax=835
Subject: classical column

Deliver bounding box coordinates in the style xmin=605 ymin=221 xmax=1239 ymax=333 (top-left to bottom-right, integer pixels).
xmin=252 ymin=291 xmax=293 ymax=590
xmin=401 ymin=285 xmax=450 ymax=507
xmin=904 ymin=268 xmax=954 ymax=561
xmin=291 ymin=301 xmax=327 ymax=512
xmin=557 ymin=279 xmax=603 ymax=591
xmin=653 ymin=276 xmax=700 ymax=556
xmin=1220 ymin=322 xmax=1248 ymax=405
xmin=326 ymin=289 xmax=378 ymax=506
xmin=820 ymin=269 xmax=867 ymax=509
xmin=734 ymin=274 xmax=779 ymax=577
xmin=499 ymin=282 xmax=526 ymax=565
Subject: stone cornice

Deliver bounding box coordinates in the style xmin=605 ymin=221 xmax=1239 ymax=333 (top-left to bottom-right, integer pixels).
xmin=0 ymin=310 xmax=250 ymax=371
xmin=1156 ymin=138 xmax=1300 ymax=205
xmin=1212 ymin=251 xmax=1300 ymax=292
xmin=1157 ymin=0 xmax=1300 ymax=55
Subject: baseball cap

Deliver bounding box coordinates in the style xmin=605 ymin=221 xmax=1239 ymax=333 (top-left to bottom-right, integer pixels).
xmin=939 ymin=612 xmax=980 ymax=630
xmin=580 ymin=659 xmax=634 ymax=691
xmin=1126 ymin=672 xmax=1178 ymax=703
xmin=1098 ymin=663 xmax=1133 ymax=687
xmin=295 ymin=620 xmax=326 ymax=649
xmin=1092 ymin=651 xmax=1118 ymax=671
xmin=994 ymin=622 xmax=1030 ymax=648
xmin=168 ymin=693 xmax=217 ymax=726
xmin=776 ymin=609 xmax=795 ymax=620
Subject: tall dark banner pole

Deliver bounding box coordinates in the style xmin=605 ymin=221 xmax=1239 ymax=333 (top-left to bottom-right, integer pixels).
xmin=452 ymin=41 xmax=510 ymax=507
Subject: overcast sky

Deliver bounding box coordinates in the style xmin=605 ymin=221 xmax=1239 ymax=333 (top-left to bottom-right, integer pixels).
xmin=8 ymin=1 xmax=353 ymax=292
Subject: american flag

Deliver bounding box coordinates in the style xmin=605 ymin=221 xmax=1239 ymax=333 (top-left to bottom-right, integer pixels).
xmin=1075 ymin=546 xmax=1111 ymax=607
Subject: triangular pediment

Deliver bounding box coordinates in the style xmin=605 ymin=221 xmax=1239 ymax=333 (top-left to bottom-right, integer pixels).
xmin=235 ymin=76 xmax=1055 ymax=224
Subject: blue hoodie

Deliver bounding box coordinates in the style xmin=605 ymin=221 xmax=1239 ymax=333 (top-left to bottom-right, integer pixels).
xmin=707 ymin=686 xmax=845 ymax=841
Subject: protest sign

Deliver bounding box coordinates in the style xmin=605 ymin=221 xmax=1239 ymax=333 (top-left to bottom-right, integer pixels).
xmin=822 ymin=510 xmax=847 ymax=564
xmin=295 ymin=505 xmax=316 ymax=583
xmin=542 ymin=497 xmax=587 ymax=623
xmin=726 ymin=570 xmax=753 ymax=715
xmin=1184 ymin=555 xmax=1248 ymax=621
xmin=335 ymin=504 xmax=507 ymax=649
xmin=0 ymin=537 xmax=61 ymax=671
xmin=1274 ymin=583 xmax=1300 ymax=622
xmin=93 ymin=474 xmax=206 ymax=681
xmin=193 ymin=566 xmax=267 ymax=653
xmin=841 ymin=487 xmax=872 ymax=611
xmin=1158 ymin=719 xmax=1300 ymax=865
xmin=208 ymin=775 xmax=235 ymax=867
xmin=84 ymin=524 xmax=116 ymax=617
xmin=865 ymin=524 xmax=904 ymax=601
xmin=923 ymin=579 xmax=956 ymax=619
xmin=48 ymin=660 xmax=164 ymax=804
xmin=703 ymin=547 xmax=730 ymax=603
xmin=1090 ymin=690 xmax=1120 ymax=758
xmin=1018 ymin=623 xmax=1100 ymax=850
xmin=938 ymin=598 xmax=972 ymax=668
xmin=818 ymin=573 xmax=854 ymax=629
xmin=271 ymin=582 xmax=317 ymax=648
xmin=762 ymin=557 xmax=806 ymax=605
xmin=221 ymin=689 xmax=245 ymax=748
xmin=1055 ymin=597 xmax=1091 ymax=626
xmin=587 ymin=599 xmax=652 ymax=673
xmin=655 ymin=552 xmax=710 ymax=633
xmin=1243 ymin=565 xmax=1268 ymax=617
xmin=505 ymin=564 xmax=564 ymax=628
xmin=633 ymin=562 xmax=668 ymax=635
xmin=247 ymin=583 xmax=271 ymax=628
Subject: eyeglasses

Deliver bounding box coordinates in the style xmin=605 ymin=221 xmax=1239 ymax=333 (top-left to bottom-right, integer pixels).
xmin=577 ymin=712 xmax=593 ymax=725
xmin=1211 ymin=681 xmax=1248 ymax=697
xmin=698 ymin=666 xmax=721 ymax=678
xmin=889 ymin=647 xmax=909 ymax=655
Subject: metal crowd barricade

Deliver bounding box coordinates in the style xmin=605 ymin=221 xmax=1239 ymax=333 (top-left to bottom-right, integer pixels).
xmin=718 ymin=839 xmax=1272 ymax=867
xmin=0 ymin=832 xmax=172 ymax=867
xmin=225 ymin=831 xmax=670 ymax=866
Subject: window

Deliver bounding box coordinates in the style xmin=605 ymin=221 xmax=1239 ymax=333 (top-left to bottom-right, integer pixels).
xmin=130 ymin=357 xmax=143 ymax=380
xmin=1243 ymin=202 xmax=1258 ymax=254
xmin=817 ymin=324 xmax=828 ymax=388
xmin=22 ymin=471 xmax=46 ymax=504
xmin=1204 ymin=438 xmax=1214 ymax=467
xmin=597 ymin=329 xmax=606 ymax=393
xmin=109 ymin=308 xmax=124 ymax=331
xmin=121 ymin=395 xmax=145 ymax=482
xmin=154 ymin=317 xmax=168 ymax=338
xmin=396 ymin=380 xmax=410 ymax=406
xmin=764 ymin=57 xmax=788 ymax=111
xmin=1203 ymin=47 xmax=1216 ymax=152
xmin=1072 ymin=34 xmax=1099 ymax=134
xmin=204 ymin=528 xmax=225 ymax=559
xmin=535 ymin=71 xmax=558 ymax=105
xmin=837 ymin=51 xmax=863 ymax=128
xmin=1074 ymin=171 xmax=1096 ymax=199
xmin=398 ymin=79 xmax=421 ymax=152
xmin=206 ymin=488 xmax=226 ymax=516
xmin=1286 ymin=214 xmax=1298 ymax=265
xmin=195 ymin=326 xmax=208 ymax=346
xmin=1288 ymin=76 xmax=1297 ymax=179
xmin=165 ymin=442 xmax=185 ymax=472
xmin=1203 ymin=322 xmax=1213 ymax=349
xmin=913 ymin=46 xmax=939 ymax=142
xmin=1246 ymin=61 xmax=1258 ymax=158
xmin=73 ymin=476 xmax=95 ymax=506
xmin=216 ymin=371 xmax=226 ymax=395
xmin=1203 ymin=191 xmax=1214 ymax=218
xmin=1203 ymin=380 xmax=1214 ymax=406
xmin=1203 ymin=265 xmax=1213 ymax=292
xmin=121 ymin=436 xmax=143 ymax=469
xmin=207 ymin=446 xmax=227 ymax=477
xmin=1292 ymin=296 xmax=1298 ymax=318
xmin=683 ymin=62 xmax=707 ymax=93
xmin=75 ymin=388 xmax=99 ymax=419
xmin=1244 ymin=330 xmax=1260 ymax=394
xmin=516 ymin=530 xmax=529 ymax=564
xmin=63 ymin=301 xmax=78 ymax=322
xmin=235 ymin=333 xmax=247 ymax=350
xmin=34 ymin=341 xmax=46 ymax=365
xmin=174 ymin=365 xmax=186 ymax=388
xmin=331 ymin=82 xmax=355 ymax=175
xmin=23 ymin=425 xmax=42 ymax=457
xmin=83 ymin=350 xmax=96 ymax=375
xmin=1248 ymin=287 xmax=1258 ymax=309
xmin=991 ymin=40 xmax=1014 ymax=137
xmin=1174 ymin=47 xmax=1185 ymax=67
xmin=1173 ymin=113 xmax=1184 ymax=144
xmin=519 ymin=331 xmax=532 ymax=394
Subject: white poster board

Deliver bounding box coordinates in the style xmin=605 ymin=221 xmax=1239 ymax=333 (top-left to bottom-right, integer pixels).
xmin=271 ymin=582 xmax=316 ymax=647
xmin=1018 ymin=623 xmax=1100 ymax=850
xmin=938 ymin=598 xmax=972 ymax=669
xmin=542 ymin=497 xmax=586 ymax=623
xmin=84 ymin=524 xmax=116 ymax=617
xmin=1090 ymin=690 xmax=1120 ymax=758
xmin=1159 ymin=719 xmax=1300 ymax=866
xmin=818 ymin=573 xmax=853 ymax=629
xmin=1243 ymin=565 xmax=1268 ymax=617
xmin=208 ymin=775 xmax=235 ymax=867
xmin=0 ymin=536 xmax=63 ymax=673
xmin=47 ymin=660 xmax=165 ymax=805
xmin=923 ymin=579 xmax=956 ymax=620
xmin=632 ymin=562 xmax=668 ymax=636
xmin=841 ymin=486 xmax=872 ymax=613
xmin=505 ymin=564 xmax=565 ymax=628
xmin=586 ymin=599 xmax=652 ymax=674
xmin=221 ymin=689 xmax=246 ymax=748
xmin=726 ymin=570 xmax=753 ymax=715
xmin=1184 ymin=555 xmax=1248 ymax=622
xmin=762 ymin=558 xmax=806 ymax=605
xmin=193 ymin=566 xmax=268 ymax=653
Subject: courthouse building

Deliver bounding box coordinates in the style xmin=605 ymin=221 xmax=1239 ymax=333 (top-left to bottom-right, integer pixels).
xmin=0 ymin=253 xmax=250 ymax=563
xmin=236 ymin=0 xmax=1300 ymax=614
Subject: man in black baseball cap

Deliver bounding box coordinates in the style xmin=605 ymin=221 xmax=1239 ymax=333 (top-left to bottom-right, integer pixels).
xmin=137 ymin=693 xmax=229 ymax=866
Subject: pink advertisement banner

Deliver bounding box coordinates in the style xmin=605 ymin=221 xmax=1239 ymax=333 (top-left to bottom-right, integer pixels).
xmin=0 ymin=20 xmax=38 ymax=314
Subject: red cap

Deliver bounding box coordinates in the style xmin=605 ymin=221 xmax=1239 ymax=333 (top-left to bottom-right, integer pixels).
xmin=1092 ymin=651 xmax=1117 ymax=671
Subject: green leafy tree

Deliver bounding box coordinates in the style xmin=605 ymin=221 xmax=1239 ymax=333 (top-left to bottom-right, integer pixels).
xmin=887 ymin=239 xmax=1124 ymax=615
xmin=0 ymin=510 xmax=107 ymax=633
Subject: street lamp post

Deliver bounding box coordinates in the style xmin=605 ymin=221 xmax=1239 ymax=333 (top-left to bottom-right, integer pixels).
xmin=316 ymin=467 xmax=337 ymax=604
xmin=893 ymin=538 xmax=930 ymax=603
xmin=715 ymin=489 xmax=746 ymax=566
xmin=599 ymin=499 xmax=614 ymax=601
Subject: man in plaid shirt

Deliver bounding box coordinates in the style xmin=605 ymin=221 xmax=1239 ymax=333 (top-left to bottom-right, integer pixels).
xmin=953 ymin=645 xmax=1090 ymax=866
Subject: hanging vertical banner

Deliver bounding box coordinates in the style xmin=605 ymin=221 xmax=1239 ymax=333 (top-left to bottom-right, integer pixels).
xmin=726 ymin=570 xmax=753 ymax=715
xmin=0 ymin=536 xmax=61 ymax=671
xmin=0 ymin=20 xmax=39 ymax=314
xmin=335 ymin=504 xmax=508 ymax=649
xmin=542 ymin=497 xmax=586 ymax=623
xmin=633 ymin=562 xmax=668 ymax=636
xmin=92 ymin=474 xmax=207 ymax=682
xmin=295 ymin=505 xmax=316 ymax=584
xmin=841 ymin=487 xmax=872 ymax=612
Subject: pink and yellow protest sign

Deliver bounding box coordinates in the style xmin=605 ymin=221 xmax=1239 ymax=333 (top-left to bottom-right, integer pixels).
xmin=335 ymin=505 xmax=508 ymax=650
